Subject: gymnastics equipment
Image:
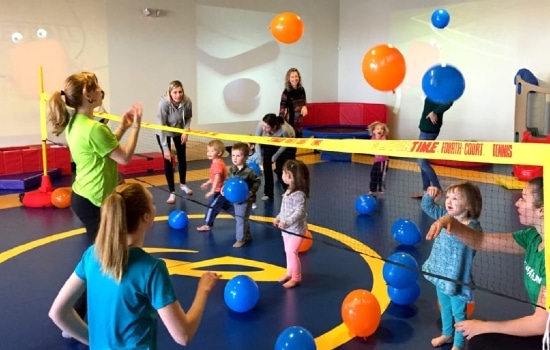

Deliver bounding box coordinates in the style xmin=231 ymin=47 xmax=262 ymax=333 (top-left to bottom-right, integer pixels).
xmin=21 ymin=67 xmax=55 ymax=208
xmin=513 ymin=69 xmax=550 ymax=181
xmin=302 ymin=102 xmax=387 ymax=161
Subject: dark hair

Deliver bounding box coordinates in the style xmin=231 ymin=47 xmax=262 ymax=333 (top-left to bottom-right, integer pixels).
xmin=529 ymin=176 xmax=543 ymax=209
xmin=262 ymin=113 xmax=285 ymax=129
xmin=283 ymin=160 xmax=310 ymax=198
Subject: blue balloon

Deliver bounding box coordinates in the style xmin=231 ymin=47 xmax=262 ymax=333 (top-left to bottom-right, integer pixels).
xmin=224 ymin=275 xmax=259 ymax=313
xmin=223 ymin=177 xmax=249 ymax=203
xmin=383 ymin=252 xmax=419 ymax=288
xmin=355 ymin=194 xmax=377 ymax=215
xmin=388 ymin=281 xmax=421 ymax=306
xmin=422 ymin=64 xmax=465 ymax=104
xmin=247 ymin=162 xmax=262 ymax=176
xmin=391 ymin=218 xmax=422 ymax=246
xmin=274 ymin=326 xmax=316 ymax=350
xmin=431 ymin=8 xmax=450 ymax=29
xmin=168 ymin=210 xmax=189 ymax=230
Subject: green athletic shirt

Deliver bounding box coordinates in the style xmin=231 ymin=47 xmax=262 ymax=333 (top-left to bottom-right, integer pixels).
xmin=66 ymin=114 xmax=119 ymax=207
xmin=513 ymin=227 xmax=546 ymax=307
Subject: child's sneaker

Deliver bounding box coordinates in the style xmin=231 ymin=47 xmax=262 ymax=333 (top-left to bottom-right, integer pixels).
xmin=166 ymin=193 xmax=176 ymax=204
xmin=252 ymin=203 xmax=257 ymax=209
xmin=180 ymin=184 xmax=193 ymax=195
xmin=261 ymin=195 xmax=271 ymax=201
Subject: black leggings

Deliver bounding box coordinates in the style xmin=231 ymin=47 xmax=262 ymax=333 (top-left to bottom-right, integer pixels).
xmin=156 ymin=135 xmax=188 ymax=192
xmin=468 ymin=333 xmax=542 ymax=350
xmin=70 ymin=191 xmax=101 ymax=319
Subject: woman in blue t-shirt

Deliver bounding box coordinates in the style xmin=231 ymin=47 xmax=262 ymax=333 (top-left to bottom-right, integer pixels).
xmin=48 ymin=183 xmax=220 ymax=348
xmin=426 ymin=177 xmax=547 ymax=350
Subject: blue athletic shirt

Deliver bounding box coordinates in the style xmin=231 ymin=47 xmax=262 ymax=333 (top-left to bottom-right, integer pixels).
xmin=75 ymin=246 xmax=177 ymax=349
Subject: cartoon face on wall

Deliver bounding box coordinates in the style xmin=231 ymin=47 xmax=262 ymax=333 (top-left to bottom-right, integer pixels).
xmin=8 ymin=30 xmax=72 ymax=99
xmin=1 ymin=0 xmax=108 ymax=144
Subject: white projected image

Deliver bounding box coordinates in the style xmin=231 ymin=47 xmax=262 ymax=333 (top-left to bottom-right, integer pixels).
xmin=196 ymin=5 xmax=312 ymax=125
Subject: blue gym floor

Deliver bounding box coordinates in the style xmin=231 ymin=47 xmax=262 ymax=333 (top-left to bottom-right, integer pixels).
xmin=0 ymin=155 xmax=533 ymax=349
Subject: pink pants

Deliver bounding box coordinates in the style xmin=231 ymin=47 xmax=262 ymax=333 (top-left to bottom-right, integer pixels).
xmin=283 ymin=234 xmax=303 ymax=281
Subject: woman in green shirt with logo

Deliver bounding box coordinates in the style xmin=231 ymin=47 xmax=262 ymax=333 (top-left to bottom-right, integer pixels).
xmin=427 ymin=177 xmax=547 ymax=350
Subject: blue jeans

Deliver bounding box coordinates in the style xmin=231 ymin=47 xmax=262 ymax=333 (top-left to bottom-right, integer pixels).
xmin=418 ymin=131 xmax=441 ymax=190
xmin=437 ymin=288 xmax=466 ymax=348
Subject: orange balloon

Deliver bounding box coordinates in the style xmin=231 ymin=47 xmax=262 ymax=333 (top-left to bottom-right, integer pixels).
xmin=51 ymin=187 xmax=71 ymax=209
xmin=362 ymin=44 xmax=406 ymax=92
xmin=298 ymin=230 xmax=313 ymax=253
xmin=341 ymin=289 xmax=381 ymax=338
xmin=269 ymin=12 xmax=304 ymax=44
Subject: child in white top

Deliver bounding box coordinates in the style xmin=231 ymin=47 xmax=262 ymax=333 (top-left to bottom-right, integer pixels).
xmin=274 ymin=160 xmax=310 ymax=289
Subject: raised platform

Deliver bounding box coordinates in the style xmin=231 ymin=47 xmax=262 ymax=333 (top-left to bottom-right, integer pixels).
xmin=0 ymin=168 xmax=62 ymax=190
xmin=118 ymin=152 xmax=166 ymax=175
xmin=0 ymin=145 xmax=71 ymax=176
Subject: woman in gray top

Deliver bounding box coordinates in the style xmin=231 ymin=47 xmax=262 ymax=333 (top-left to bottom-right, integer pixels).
xmin=156 ymin=80 xmax=193 ymax=204
xmin=254 ymin=113 xmax=296 ymax=201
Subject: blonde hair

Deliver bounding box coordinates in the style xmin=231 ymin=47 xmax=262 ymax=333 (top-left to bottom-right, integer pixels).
xmin=446 ymin=182 xmax=483 ymax=219
xmin=47 ymin=72 xmax=99 ymax=136
xmin=95 ymin=183 xmax=151 ymax=282
xmin=367 ymin=121 xmax=389 ymax=136
xmin=167 ymin=80 xmax=184 ymax=103
xmin=208 ymin=139 xmax=225 ymax=157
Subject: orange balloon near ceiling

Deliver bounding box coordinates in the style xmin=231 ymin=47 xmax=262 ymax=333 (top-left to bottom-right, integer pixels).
xmin=362 ymin=44 xmax=406 ymax=92
xmin=269 ymin=12 xmax=304 ymax=44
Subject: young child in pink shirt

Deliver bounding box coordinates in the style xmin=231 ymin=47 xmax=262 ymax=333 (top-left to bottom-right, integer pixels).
xmin=367 ymin=121 xmax=389 ymax=195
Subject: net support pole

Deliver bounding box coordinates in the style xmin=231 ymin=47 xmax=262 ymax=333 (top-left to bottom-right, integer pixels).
xmin=38 ymin=66 xmax=52 ymax=192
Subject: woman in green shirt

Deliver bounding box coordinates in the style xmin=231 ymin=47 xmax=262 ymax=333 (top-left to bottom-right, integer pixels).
xmin=426 ymin=177 xmax=547 ymax=350
xmin=48 ymin=71 xmax=142 ymax=321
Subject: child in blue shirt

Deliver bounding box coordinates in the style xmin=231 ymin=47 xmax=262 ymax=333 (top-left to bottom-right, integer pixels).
xmin=421 ymin=182 xmax=483 ymax=350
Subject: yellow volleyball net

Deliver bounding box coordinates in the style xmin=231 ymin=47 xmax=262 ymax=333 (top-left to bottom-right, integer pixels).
xmin=37 ymin=71 xmax=550 ymax=320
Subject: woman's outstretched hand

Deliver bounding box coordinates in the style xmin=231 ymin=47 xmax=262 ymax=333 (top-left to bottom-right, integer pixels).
xmin=121 ymin=103 xmax=143 ymax=130
xmin=426 ymin=215 xmax=456 ymax=240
